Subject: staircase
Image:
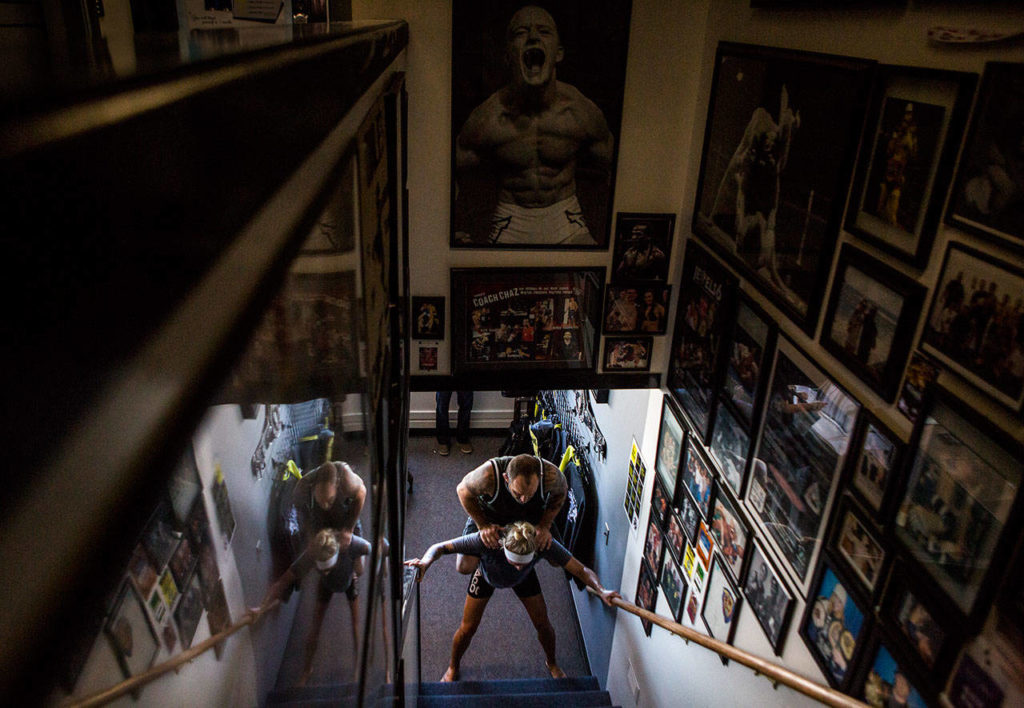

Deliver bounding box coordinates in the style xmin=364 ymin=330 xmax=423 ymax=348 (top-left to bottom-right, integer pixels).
xmin=266 ymin=676 xmax=617 ymax=707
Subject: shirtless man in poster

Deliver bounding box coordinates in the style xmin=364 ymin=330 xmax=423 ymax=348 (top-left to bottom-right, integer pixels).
xmin=455 ymin=5 xmax=614 ymax=246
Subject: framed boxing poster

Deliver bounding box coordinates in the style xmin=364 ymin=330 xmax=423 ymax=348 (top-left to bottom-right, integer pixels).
xmin=451 ymin=267 xmax=604 ymax=374
xmin=450 ymin=1 xmax=631 ymax=250
xmin=692 ymin=42 xmax=874 ymax=334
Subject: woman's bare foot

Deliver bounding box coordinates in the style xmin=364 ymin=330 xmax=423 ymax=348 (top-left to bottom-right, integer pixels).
xmin=442 ymin=666 xmax=459 ymax=682
xmin=546 ymin=662 xmax=566 ymax=679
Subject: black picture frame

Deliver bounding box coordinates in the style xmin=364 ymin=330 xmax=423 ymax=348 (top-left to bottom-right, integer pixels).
xmin=654 ymin=397 xmax=685 ymax=497
xmin=602 ymin=284 xmax=671 ymax=335
xmin=946 ymin=62 xmax=1024 ymax=252
xmin=828 ymin=494 xmax=887 ymax=601
xmin=845 ymin=410 xmax=904 ymax=522
xmin=742 ymin=540 xmax=795 ymax=655
xmin=702 ymin=554 xmax=742 ymax=647
xmin=854 ymin=630 xmax=934 ymax=708
xmin=664 ymin=508 xmax=687 ymax=565
xmin=678 ymin=492 xmax=701 ymax=545
xmin=820 ymin=243 xmax=927 ymax=402
xmin=680 ymin=434 xmax=716 ymax=520
xmin=919 ymin=241 xmax=1024 ymax=412
xmin=643 ymin=513 xmax=665 ymax=574
xmin=167 ymin=445 xmax=202 ymax=528
xmin=451 ymin=267 xmax=604 ymax=374
xmin=692 ymin=42 xmax=874 ymax=334
xmin=746 ymin=335 xmax=861 ymax=595
xmin=611 ymin=212 xmax=676 ymax=281
xmin=668 ymin=239 xmax=738 ymax=441
xmin=603 ymin=336 xmax=653 ymax=372
xmin=174 ymin=571 xmax=204 ymax=650
xmin=450 ymin=1 xmax=631 ymax=250
xmin=660 ymin=553 xmax=689 ymax=623
xmin=411 ymin=296 xmax=445 ymax=340
xmin=636 ymin=560 xmax=659 ymax=637
xmin=709 ymin=481 xmax=751 ymax=586
xmin=721 ymin=294 xmax=776 ymax=431
xmin=105 ymin=580 xmax=160 ymax=680
xmin=896 ymin=350 xmax=942 ymax=425
xmin=651 ymin=475 xmax=671 ymax=527
xmin=708 ymin=402 xmax=753 ymax=501
xmin=800 ymin=555 xmax=872 ymax=691
xmin=846 ymin=65 xmax=977 ymax=267
xmin=892 ymin=386 xmax=1023 ymax=626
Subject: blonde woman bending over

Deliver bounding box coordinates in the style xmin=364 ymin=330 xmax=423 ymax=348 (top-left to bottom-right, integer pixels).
xmin=405 ymin=521 xmax=620 ymax=681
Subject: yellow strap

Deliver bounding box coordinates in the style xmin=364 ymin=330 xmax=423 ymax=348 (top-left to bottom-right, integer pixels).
xmin=559 ymin=445 xmax=575 ymax=473
xmin=282 ymin=459 xmax=303 ymax=481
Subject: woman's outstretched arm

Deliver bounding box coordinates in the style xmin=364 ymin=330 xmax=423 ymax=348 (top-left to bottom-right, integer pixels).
xmin=404 ymin=534 xmax=482 ymax=582
xmin=564 ymin=557 xmax=621 ymax=606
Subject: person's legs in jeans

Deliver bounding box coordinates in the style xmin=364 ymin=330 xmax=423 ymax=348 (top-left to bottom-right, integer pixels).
xmin=455 ymin=390 xmax=474 ymax=453
xmin=435 ymin=391 xmax=453 ymax=455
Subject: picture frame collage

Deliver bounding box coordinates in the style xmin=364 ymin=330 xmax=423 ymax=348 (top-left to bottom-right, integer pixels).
xmin=657 ymin=41 xmax=1024 ymax=704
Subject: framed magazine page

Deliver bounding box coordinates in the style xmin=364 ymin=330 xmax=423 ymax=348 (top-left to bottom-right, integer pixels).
xmin=919 ymin=242 xmax=1024 ymax=412
xmin=668 ymin=239 xmax=738 ymax=441
xmin=820 ymin=243 xmax=927 ymax=402
xmin=846 ymin=65 xmax=977 ymax=267
xmin=946 ymin=62 xmax=1024 ymax=252
xmin=746 ymin=336 xmax=860 ymax=596
xmin=451 ymin=267 xmax=604 ymax=374
xmin=692 ymin=42 xmax=873 ymax=333
xmin=893 ymin=386 xmax=1023 ymax=626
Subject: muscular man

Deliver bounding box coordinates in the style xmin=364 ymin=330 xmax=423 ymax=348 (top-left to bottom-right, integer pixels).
xmin=616 ymin=224 xmax=667 ymax=280
xmin=293 ymin=461 xmax=366 ymax=575
xmin=455 ymin=6 xmax=614 ymax=246
xmin=455 ymin=453 xmax=568 ymax=575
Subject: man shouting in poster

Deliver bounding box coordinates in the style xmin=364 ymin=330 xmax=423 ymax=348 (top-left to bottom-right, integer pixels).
xmin=454 ymin=5 xmax=614 ymax=246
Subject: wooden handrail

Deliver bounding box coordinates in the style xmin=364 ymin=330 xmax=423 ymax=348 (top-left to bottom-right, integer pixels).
xmin=588 ymin=588 xmax=869 ymax=708
xmin=62 ymin=600 xmax=280 ymax=708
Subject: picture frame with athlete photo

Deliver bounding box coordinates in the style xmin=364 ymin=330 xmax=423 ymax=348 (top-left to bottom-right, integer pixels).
xmin=854 ymin=630 xmax=933 ymax=708
xmin=946 ymin=62 xmax=1024 ymax=253
xmin=105 ymin=580 xmax=160 ymax=681
xmin=742 ymin=540 xmax=795 ymax=655
xmin=611 ymin=212 xmax=676 ymax=281
xmin=892 ymin=385 xmax=1023 ymax=628
xmin=821 ymin=244 xmax=927 ymax=402
xmin=450 ymin=1 xmax=631 ymax=250
xmin=603 ymin=336 xmax=653 ymax=372
xmin=708 ymin=481 xmax=751 ymax=585
xmin=846 ymin=65 xmax=977 ymax=268
xmin=919 ymin=241 xmax=1024 ymax=413
xmin=411 ymin=296 xmax=445 ymax=340
xmin=702 ymin=554 xmax=743 ymax=647
xmin=708 ymin=402 xmax=753 ymax=501
xmin=721 ymin=295 xmax=776 ymax=431
xmin=636 ymin=560 xmax=659 ymax=637
xmin=660 ymin=553 xmax=689 ymax=623
xmin=643 ymin=512 xmax=665 ymax=575
xmin=602 ymin=284 xmax=671 ymax=335
xmin=680 ymin=434 xmax=716 ymax=519
xmin=745 ymin=336 xmax=861 ymax=596
xmin=678 ymin=493 xmax=701 ymax=545
xmin=691 ymin=42 xmax=874 ymax=334
xmin=654 ymin=397 xmax=685 ymax=497
xmin=664 ymin=508 xmax=688 ymax=565
xmin=844 ymin=411 xmax=904 ymax=522
xmin=828 ymin=494 xmax=887 ymax=601
xmin=668 ymin=239 xmax=738 ymax=442
xmin=800 ymin=555 xmax=872 ymax=691
xmin=451 ymin=267 xmax=604 ymax=374
xmin=651 ymin=476 xmax=671 ymax=528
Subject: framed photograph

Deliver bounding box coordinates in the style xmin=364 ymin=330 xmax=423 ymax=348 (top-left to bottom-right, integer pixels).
xmin=679 ymin=493 xmax=701 ymax=544
xmin=611 ymin=212 xmax=676 ymax=280
xmin=821 ymin=244 xmax=927 ymax=402
xmin=692 ymin=42 xmax=873 ymax=333
xmin=651 ymin=476 xmax=671 ymax=527
xmin=668 ymin=239 xmax=738 ymax=440
xmin=211 ymin=466 xmax=235 ymax=547
xmin=709 ymin=484 xmax=751 ymax=585
xmin=142 ymin=501 xmax=182 ymax=571
xmin=722 ymin=296 xmax=775 ymax=430
xmin=880 ymin=566 xmax=959 ymax=678
xmin=643 ymin=514 xmax=665 ymax=574
xmin=418 ymin=346 xmax=438 ymax=371
xmin=709 ymin=403 xmax=752 ymax=500
xmin=655 ymin=398 xmax=685 ymax=498
xmin=680 ymin=435 xmax=716 ymax=519
xmin=603 ymin=284 xmax=671 ymax=334
xmin=412 ymin=296 xmax=445 ymax=340
xmin=846 ymin=412 xmax=904 ymax=520
xmin=742 ymin=541 xmax=795 ymax=655
xmin=857 ymin=636 xmax=931 ymax=708
xmin=105 ymin=580 xmax=159 ymax=679
xmin=603 ymin=336 xmax=653 ymax=372
xmin=919 ymin=242 xmax=1024 ymax=412
xmin=451 ymin=267 xmax=604 ymax=373
xmin=664 ymin=509 xmax=687 ymax=564
xmin=801 ymin=557 xmax=871 ymax=690
xmin=168 ymin=537 xmax=198 ymax=590
xmin=175 ymin=572 xmax=204 ymax=650
xmin=829 ymin=495 xmax=886 ymax=599
xmin=450 ymin=1 xmax=631 ymax=250
xmin=897 ymin=351 xmax=941 ymax=425
xmin=846 ymin=65 xmax=977 ymax=267
xmin=946 ymin=62 xmax=1024 ymax=251
xmin=660 ymin=554 xmax=688 ymax=622
xmin=746 ymin=336 xmax=860 ymax=595
xmin=168 ymin=446 xmax=202 ymax=527
xmin=893 ymin=386 xmax=1023 ymax=624
xmin=636 ymin=561 xmax=659 ymax=636
xmin=695 ymin=520 xmax=715 ymax=569
xmin=127 ymin=542 xmax=158 ymax=599
xmin=702 ymin=555 xmax=742 ymax=646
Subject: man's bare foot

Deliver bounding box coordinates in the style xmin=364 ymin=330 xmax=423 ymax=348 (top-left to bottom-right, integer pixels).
xmin=546 ymin=662 xmax=566 ymax=679
xmin=442 ymin=667 xmax=459 ymax=682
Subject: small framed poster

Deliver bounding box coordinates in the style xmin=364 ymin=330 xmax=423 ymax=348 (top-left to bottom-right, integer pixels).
xmin=412 ymin=296 xmax=445 ymax=339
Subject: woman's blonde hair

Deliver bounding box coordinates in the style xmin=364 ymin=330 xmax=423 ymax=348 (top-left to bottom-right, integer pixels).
xmin=502 ymin=521 xmax=537 ymax=555
xmin=313 ymin=529 xmax=340 ymax=562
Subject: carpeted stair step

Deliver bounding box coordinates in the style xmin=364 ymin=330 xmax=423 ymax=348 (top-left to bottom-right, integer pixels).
xmin=419 ymin=676 xmax=599 ymax=696
xmin=416 ymin=690 xmax=612 ymax=707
